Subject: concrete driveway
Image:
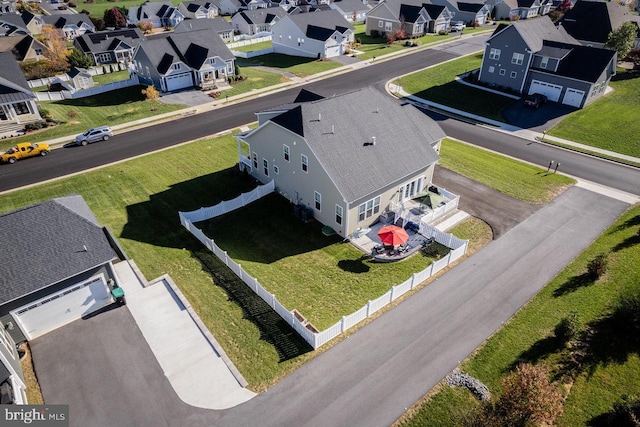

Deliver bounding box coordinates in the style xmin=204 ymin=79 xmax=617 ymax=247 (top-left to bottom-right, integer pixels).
xmin=433 ymin=165 xmax=541 ymax=239
xmin=30 ymin=305 xmax=222 ymax=427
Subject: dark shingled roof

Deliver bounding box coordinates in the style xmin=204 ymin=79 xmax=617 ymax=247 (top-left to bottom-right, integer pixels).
xmin=174 ymin=17 xmax=232 ymax=33
xmin=42 ymin=13 xmax=94 ymax=30
xmin=457 ymin=2 xmax=484 ymax=12
xmin=252 ymin=87 xmax=443 ymax=203
xmin=0 ymin=195 xmax=117 ymax=306
xmin=560 ymin=1 xmax=640 ymax=44
xmin=423 ymin=4 xmax=446 ymax=19
xmin=75 ymin=28 xmax=143 ymax=54
xmin=399 ymin=4 xmax=423 ymax=22
xmin=293 ymin=88 xmax=324 ymax=103
xmin=534 ymin=40 xmax=616 ymax=83
xmin=286 ymin=9 xmax=353 ymax=41
xmin=0 ymin=51 xmax=34 ymax=104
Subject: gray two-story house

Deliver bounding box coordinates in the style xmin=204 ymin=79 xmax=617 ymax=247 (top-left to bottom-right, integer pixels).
xmin=365 ymin=0 xmax=452 ymax=36
xmin=235 ymin=87 xmax=444 ymax=237
xmin=478 ymin=16 xmax=617 ymax=108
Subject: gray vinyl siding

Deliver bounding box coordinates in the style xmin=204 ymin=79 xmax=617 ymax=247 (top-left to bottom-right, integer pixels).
xmin=133 ymin=47 xmax=164 ymax=91
xmin=479 ymin=25 xmax=530 ymax=92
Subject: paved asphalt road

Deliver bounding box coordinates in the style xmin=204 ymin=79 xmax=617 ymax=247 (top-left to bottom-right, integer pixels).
xmin=211 ymin=187 xmax=629 ymax=427
xmin=433 ymin=165 xmax=541 ymax=239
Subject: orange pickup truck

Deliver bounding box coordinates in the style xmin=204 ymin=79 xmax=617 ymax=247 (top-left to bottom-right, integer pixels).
xmin=0 ymin=142 xmax=50 ymax=164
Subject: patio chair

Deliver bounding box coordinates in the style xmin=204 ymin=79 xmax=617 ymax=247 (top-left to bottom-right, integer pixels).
xmin=372 ymin=245 xmax=384 ymax=255
xmin=397 ymin=243 xmax=409 ymax=253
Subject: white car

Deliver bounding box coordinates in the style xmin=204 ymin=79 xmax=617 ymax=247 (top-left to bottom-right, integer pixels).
xmin=451 ymin=22 xmax=465 ymax=32
xmin=75 ymin=126 xmax=113 ymax=146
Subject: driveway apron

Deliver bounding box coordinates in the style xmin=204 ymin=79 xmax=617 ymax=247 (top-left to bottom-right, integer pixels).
xmin=212 ymin=187 xmax=630 ymax=427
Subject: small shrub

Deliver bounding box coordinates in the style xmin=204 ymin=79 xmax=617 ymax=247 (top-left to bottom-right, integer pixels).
xmin=370 ymin=29 xmax=380 ymax=38
xmin=68 ymin=1 xmax=76 ymax=7
xmin=24 ymin=121 xmax=47 ymax=131
xmin=587 ymin=253 xmax=608 ymax=279
xmin=554 ymin=311 xmax=580 ymax=343
xmin=609 ymin=394 xmax=640 ymax=426
xmin=67 ymin=110 xmax=77 ymax=119
xmin=38 ymin=108 xmax=51 ymax=119
xmin=438 ymin=29 xmax=447 ymax=35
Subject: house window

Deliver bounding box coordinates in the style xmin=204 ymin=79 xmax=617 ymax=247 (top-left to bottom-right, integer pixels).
xmin=510 ymin=71 xmax=517 ymax=78
xmin=511 ymin=52 xmax=524 ymax=65
xmin=35 ymin=48 xmax=42 ymax=55
xmin=263 ymin=159 xmax=269 ymax=176
xmin=540 ymin=56 xmax=548 ymax=69
xmin=252 ymin=152 xmax=258 ymax=169
xmin=335 ymin=205 xmax=343 ymax=225
xmin=301 ymin=154 xmax=308 ymax=172
xmin=13 ymin=102 xmax=30 ymax=115
xmin=227 ymin=62 xmax=233 ymax=74
xmin=378 ymin=21 xmax=383 ymax=28
xmin=488 ymin=66 xmax=495 ymax=73
xmin=273 ymin=164 xmax=279 ymax=174
xmin=314 ymin=191 xmax=321 ymax=211
xmin=358 ymin=196 xmax=380 ymax=222
xmin=172 ymin=63 xmax=181 ymax=70
xmin=97 ymin=53 xmax=110 ymax=63
xmin=499 ymin=69 xmax=506 ymax=76
xmin=489 ymin=48 xmax=500 ymax=60
xmin=283 ymin=144 xmax=290 ymax=161
xmin=385 ymin=22 xmax=392 ymax=32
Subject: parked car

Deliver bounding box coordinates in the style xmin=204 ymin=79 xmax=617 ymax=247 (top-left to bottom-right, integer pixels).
xmin=451 ymin=21 xmax=465 ymax=32
xmin=74 ymin=126 xmax=113 ymax=146
xmin=524 ymin=93 xmax=548 ymax=109
xmin=0 ymin=142 xmax=50 ymax=164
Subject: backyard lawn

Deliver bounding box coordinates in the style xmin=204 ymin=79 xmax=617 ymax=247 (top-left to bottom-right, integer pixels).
xmin=548 ymin=69 xmax=640 ymax=158
xmin=231 ymin=41 xmax=273 ymax=53
xmin=439 ymin=138 xmax=575 ymax=204
xmin=73 ymin=0 xmax=180 ymax=20
xmin=398 ymin=203 xmax=640 ymax=427
xmin=237 ymin=54 xmax=341 ymax=77
xmin=400 ymin=53 xmax=515 ymax=122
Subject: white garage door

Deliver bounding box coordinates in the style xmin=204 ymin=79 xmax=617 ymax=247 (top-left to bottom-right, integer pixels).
xmin=12 ymin=276 xmax=111 ymax=340
xmin=562 ymin=88 xmax=584 ymax=108
xmin=529 ymin=80 xmax=562 ymax=102
xmin=165 ymin=72 xmax=193 ymax=92
xmin=325 ymin=44 xmax=341 ymax=58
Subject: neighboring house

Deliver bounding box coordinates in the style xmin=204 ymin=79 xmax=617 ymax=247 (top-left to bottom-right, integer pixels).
xmin=231 ymin=7 xmax=287 ymax=35
xmin=133 ymin=29 xmax=235 ymax=91
xmin=19 ymin=11 xmax=43 ymax=35
xmin=0 ymin=195 xmax=121 ymax=343
xmin=430 ymin=0 xmax=490 ymax=25
xmin=0 ymin=35 xmax=46 ymax=62
xmin=365 ymin=0 xmax=453 ymax=36
xmin=178 ymin=0 xmax=220 ymax=18
xmin=478 ymin=17 xmax=617 ymax=108
xmin=492 ymin=0 xmax=551 ymax=20
xmin=242 ymin=0 xmax=271 ymax=10
xmin=330 ymin=0 xmax=371 ymax=22
xmin=68 ymin=67 xmax=94 ymax=90
xmin=0 ymin=51 xmax=41 ymax=126
xmin=213 ymin=0 xmax=244 ymax=15
xmin=0 ymin=13 xmax=33 ymax=36
xmin=174 ymin=17 xmax=234 ymax=42
xmin=0 ymin=326 xmax=27 ymax=404
xmin=272 ymin=9 xmax=354 ymax=58
xmin=127 ymin=1 xmax=185 ymax=28
xmin=0 ymin=0 xmax=17 ymax=14
xmin=235 ymin=87 xmax=444 ymax=237
xmin=560 ymin=0 xmax=640 ymax=49
xmin=74 ymin=28 xmax=144 ymax=66
xmin=42 ymin=14 xmax=95 ymax=39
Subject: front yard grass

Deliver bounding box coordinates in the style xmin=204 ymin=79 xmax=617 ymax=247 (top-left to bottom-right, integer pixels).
xmin=2 ymin=86 xmax=185 ymax=150
xmin=548 ymin=69 xmax=640 ymax=158
xmin=231 ymin=40 xmax=273 ymax=53
xmin=221 ymin=66 xmax=288 ymax=98
xmin=238 ymin=54 xmax=341 ymax=77
xmin=439 ymin=138 xmax=575 ymax=203
xmin=401 ymin=53 xmax=515 ymax=122
xmin=398 ymin=203 xmax=640 ymax=427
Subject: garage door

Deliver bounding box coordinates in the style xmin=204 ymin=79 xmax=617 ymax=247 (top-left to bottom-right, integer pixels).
xmin=165 ymin=72 xmax=193 ymax=92
xmin=12 ymin=276 xmax=111 ymax=340
xmin=325 ymin=44 xmax=341 ymax=58
xmin=562 ymin=88 xmax=584 ymax=108
xmin=529 ymin=80 xmax=562 ymax=102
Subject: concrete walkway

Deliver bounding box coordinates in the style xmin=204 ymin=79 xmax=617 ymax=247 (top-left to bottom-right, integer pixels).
xmin=113 ymin=260 xmax=256 ymax=410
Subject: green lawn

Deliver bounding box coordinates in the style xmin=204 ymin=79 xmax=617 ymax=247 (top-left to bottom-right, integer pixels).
xmin=231 ymin=41 xmax=273 ymax=53
xmin=92 ymin=70 xmax=129 ymax=85
xmin=219 ymin=66 xmax=287 ymax=98
xmin=238 ymin=54 xmax=341 ymax=77
xmin=548 ymin=69 xmax=640 ymax=158
xmin=399 ymin=203 xmax=640 ymax=426
xmin=2 ymin=86 xmax=184 ymax=150
xmin=352 ymin=22 xmax=451 ymax=60
xmin=439 ymin=138 xmax=575 ymax=203
xmin=75 ymin=0 xmax=180 ymax=19
xmin=401 ymin=53 xmax=515 ymax=122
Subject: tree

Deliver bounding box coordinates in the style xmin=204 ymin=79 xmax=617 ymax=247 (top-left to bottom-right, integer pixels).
xmin=556 ymin=0 xmax=572 ymax=12
xmin=67 ymin=48 xmax=93 ymax=69
xmin=40 ymin=24 xmax=69 ymax=71
xmin=142 ymin=85 xmax=159 ymax=102
xmin=104 ymin=7 xmax=126 ymax=29
xmin=90 ymin=17 xmax=105 ymax=31
xmin=605 ymin=22 xmax=637 ymax=59
xmin=484 ymin=364 xmax=564 ymax=427
xmin=138 ymin=21 xmax=153 ymax=34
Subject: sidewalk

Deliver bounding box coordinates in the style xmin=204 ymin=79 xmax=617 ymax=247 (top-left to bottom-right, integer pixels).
xmin=387 ymin=83 xmax=640 ymax=166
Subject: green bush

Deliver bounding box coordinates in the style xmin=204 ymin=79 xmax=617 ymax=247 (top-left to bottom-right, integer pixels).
xmin=587 ymin=253 xmax=608 ymax=279
xmin=554 ymin=311 xmax=580 ymax=343
xmin=614 ymin=290 xmax=640 ymax=333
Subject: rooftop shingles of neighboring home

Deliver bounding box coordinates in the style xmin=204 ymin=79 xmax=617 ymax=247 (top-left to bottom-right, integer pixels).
xmin=269 ymin=87 xmax=443 ymax=203
xmin=239 ymin=7 xmax=286 ymax=25
xmin=517 ymin=0 xmax=536 ymax=8
xmin=0 ymin=196 xmax=116 ymax=306
xmin=77 ymin=29 xmax=143 ymax=53
xmin=0 ymin=36 xmax=31 ymax=61
xmin=287 ymin=9 xmax=353 ymax=40
xmin=0 ymin=51 xmax=32 ymax=94
xmin=561 ymin=1 xmax=640 ymax=44
xmin=423 ymin=4 xmax=445 ymax=18
xmin=43 ymin=13 xmax=93 ymax=29
xmin=535 ymin=41 xmax=616 ymax=83
xmin=332 ymin=0 xmax=370 ymax=11
xmin=457 ymin=2 xmax=484 ymax=12
xmin=186 ymin=3 xmax=201 ymax=12
xmin=399 ymin=4 xmax=423 ymax=22
xmin=174 ymin=17 xmax=232 ymax=33
xmin=509 ymin=15 xmax=577 ymax=51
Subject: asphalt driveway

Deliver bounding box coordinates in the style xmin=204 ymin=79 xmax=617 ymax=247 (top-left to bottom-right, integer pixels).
xmin=30 ymin=305 xmax=221 ymax=427
xmin=501 ymin=99 xmax=577 ymax=132
xmin=433 ymin=165 xmax=540 ymax=239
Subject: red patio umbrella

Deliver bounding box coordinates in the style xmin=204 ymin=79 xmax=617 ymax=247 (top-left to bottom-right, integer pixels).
xmin=377 ymin=225 xmax=409 ymax=247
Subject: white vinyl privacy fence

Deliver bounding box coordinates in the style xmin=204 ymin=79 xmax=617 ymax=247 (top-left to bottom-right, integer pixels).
xmin=34 ymin=76 xmax=140 ymax=101
xmin=180 ymin=181 xmax=468 ymax=349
